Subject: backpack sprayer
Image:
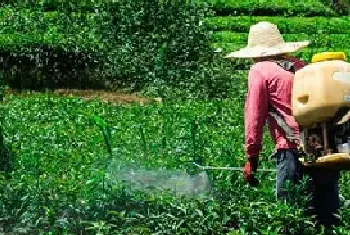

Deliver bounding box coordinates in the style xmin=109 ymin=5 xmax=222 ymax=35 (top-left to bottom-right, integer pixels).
xmin=288 ymin=52 xmax=350 ymax=170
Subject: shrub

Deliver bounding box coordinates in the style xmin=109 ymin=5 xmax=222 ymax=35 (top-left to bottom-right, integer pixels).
xmin=205 ymin=0 xmax=336 ymax=17
xmin=0 ymin=6 xmax=112 ymax=90
xmin=0 ymin=73 xmax=15 ymax=178
xmin=103 ymin=0 xmax=215 ymax=95
xmin=0 ymin=1 xmax=240 ymax=100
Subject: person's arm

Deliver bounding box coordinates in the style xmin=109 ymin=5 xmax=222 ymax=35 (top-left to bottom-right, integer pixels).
xmin=244 ymin=67 xmax=269 ymax=158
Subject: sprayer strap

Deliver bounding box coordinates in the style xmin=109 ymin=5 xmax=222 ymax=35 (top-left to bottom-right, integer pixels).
xmin=271 ymin=59 xmax=296 ymax=73
xmin=268 ymin=110 xmax=298 ymax=143
xmin=266 ymin=59 xmax=298 ymax=143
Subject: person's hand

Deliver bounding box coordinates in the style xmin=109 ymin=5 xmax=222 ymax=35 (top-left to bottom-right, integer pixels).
xmin=243 ymin=156 xmax=259 ymax=187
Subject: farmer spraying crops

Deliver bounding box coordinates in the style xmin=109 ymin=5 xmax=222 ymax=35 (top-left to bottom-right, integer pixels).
xmin=224 ymin=21 xmax=342 ymax=229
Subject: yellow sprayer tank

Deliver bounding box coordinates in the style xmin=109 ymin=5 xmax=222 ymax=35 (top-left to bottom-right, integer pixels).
xmin=292 ymin=52 xmax=350 ymax=127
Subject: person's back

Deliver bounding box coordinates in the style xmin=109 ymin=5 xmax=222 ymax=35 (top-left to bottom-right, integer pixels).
xmin=244 ymin=57 xmax=306 ymax=158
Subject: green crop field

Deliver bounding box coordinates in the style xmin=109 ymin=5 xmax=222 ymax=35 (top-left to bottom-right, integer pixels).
xmin=206 ymin=16 xmax=350 ymax=34
xmin=1 ymin=0 xmax=350 ymax=234
xmin=1 ymin=92 xmax=350 ymax=234
xmin=205 ymin=0 xmax=336 ymax=16
xmin=0 ymin=7 xmax=108 ymax=52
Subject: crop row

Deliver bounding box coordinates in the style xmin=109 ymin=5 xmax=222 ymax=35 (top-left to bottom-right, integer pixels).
xmin=200 ymin=0 xmax=336 ymax=16
xmin=1 ymin=93 xmax=350 ymax=233
xmin=5 ymin=0 xmax=334 ymax=17
xmin=211 ymin=32 xmax=349 ymax=49
xmin=1 ymin=92 xmax=269 ymax=177
xmin=1 ymin=0 xmax=116 ymax=11
xmin=0 ymin=33 xmax=105 ymax=52
xmin=0 ymin=8 xmax=109 ymax=51
xmin=0 ymin=9 xmax=103 ymax=34
xmin=206 ymin=16 xmax=350 ymax=34
xmin=0 ymin=7 xmax=100 ymax=21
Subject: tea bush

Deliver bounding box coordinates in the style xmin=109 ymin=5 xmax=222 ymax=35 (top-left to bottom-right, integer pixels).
xmin=212 ymin=32 xmax=349 ymax=48
xmin=1 ymin=1 xmax=350 ymax=233
xmin=0 ymin=0 xmax=346 ymax=100
xmin=207 ymin=16 xmax=350 ymax=34
xmin=203 ymin=0 xmax=336 ymax=16
xmin=0 ymin=93 xmax=349 ymax=234
xmin=0 ymin=72 xmax=14 ymax=178
xmin=104 ymin=0 xmax=216 ymax=96
xmin=0 ymin=6 xmax=111 ymax=90
xmin=0 ymin=1 xmax=239 ymax=100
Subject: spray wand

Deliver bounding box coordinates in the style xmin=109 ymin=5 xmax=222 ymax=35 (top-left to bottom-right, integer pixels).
xmin=186 ymin=119 xmax=276 ymax=173
xmin=180 ymin=155 xmax=275 ymax=172
xmin=192 ymin=162 xmax=276 ymax=172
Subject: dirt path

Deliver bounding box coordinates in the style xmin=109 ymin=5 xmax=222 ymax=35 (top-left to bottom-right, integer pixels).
xmin=6 ymin=89 xmax=162 ymax=105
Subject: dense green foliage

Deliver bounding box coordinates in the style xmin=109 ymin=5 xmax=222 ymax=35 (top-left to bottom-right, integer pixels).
xmin=0 ymin=1 xmax=224 ymax=100
xmin=1 ymin=0 xmax=350 ymax=234
xmin=104 ymin=0 xmax=215 ymax=97
xmin=204 ymin=0 xmax=336 ymax=16
xmin=0 ymin=6 xmax=112 ymax=90
xmin=1 ymin=93 xmax=349 ymax=234
xmin=0 ymin=0 xmax=347 ymax=99
xmin=207 ymin=16 xmax=350 ymax=34
xmin=212 ymin=33 xmax=348 ymax=49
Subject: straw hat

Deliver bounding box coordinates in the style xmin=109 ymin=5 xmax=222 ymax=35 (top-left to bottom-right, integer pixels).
xmin=224 ymin=21 xmax=310 ymax=59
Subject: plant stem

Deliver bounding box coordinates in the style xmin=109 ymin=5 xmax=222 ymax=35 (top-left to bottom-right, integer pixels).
xmin=140 ymin=125 xmax=148 ymax=160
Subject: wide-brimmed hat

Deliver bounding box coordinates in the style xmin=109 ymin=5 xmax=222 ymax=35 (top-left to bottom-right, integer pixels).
xmin=224 ymin=21 xmax=310 ymax=59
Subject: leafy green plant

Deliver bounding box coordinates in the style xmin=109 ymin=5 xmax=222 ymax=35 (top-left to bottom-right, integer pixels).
xmin=103 ymin=0 xmax=215 ymax=95
xmin=201 ymin=0 xmax=336 ymax=16
xmin=0 ymin=94 xmax=348 ymax=234
xmin=211 ymin=32 xmax=349 ymax=49
xmin=206 ymin=16 xmax=350 ymax=34
xmin=1 ymin=0 xmax=350 ymax=234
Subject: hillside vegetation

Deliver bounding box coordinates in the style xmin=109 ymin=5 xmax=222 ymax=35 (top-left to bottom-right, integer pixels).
xmin=0 ymin=0 xmax=350 ymax=234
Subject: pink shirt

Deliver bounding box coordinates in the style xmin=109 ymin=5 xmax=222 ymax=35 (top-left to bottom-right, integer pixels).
xmin=244 ymin=57 xmax=307 ymax=157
